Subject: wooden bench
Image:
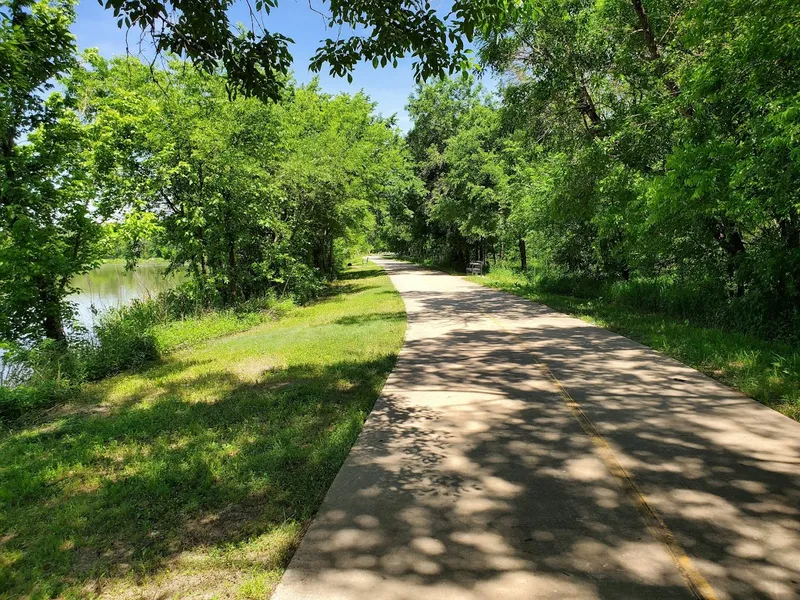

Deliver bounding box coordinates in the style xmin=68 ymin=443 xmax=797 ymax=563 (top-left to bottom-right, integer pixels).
xmin=466 ymin=261 xmax=485 ymax=275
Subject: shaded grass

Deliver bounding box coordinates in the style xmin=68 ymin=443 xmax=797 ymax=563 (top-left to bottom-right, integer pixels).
xmin=0 ymin=263 xmax=406 ymax=599
xmin=464 ymin=266 xmax=800 ymax=422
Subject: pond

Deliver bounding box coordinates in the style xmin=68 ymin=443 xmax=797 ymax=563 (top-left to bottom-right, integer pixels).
xmin=69 ymin=260 xmax=184 ymax=331
xmin=0 ymin=262 xmax=183 ymax=380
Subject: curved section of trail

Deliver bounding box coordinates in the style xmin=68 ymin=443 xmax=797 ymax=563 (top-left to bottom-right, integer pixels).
xmin=274 ymin=259 xmax=800 ymax=600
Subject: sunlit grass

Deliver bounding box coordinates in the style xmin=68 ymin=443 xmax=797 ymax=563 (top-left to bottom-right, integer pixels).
xmin=152 ymin=300 xmax=294 ymax=353
xmin=466 ymin=269 xmax=800 ymax=422
xmin=0 ymin=263 xmax=406 ymax=599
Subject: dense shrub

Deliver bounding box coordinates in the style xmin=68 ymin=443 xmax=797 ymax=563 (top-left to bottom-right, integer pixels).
xmin=0 ymin=341 xmax=79 ymax=420
xmin=82 ymin=307 xmax=161 ymax=380
xmin=485 ymin=264 xmax=799 ymax=343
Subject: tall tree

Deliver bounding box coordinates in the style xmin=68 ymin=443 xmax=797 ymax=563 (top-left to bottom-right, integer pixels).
xmin=80 ymin=55 xmax=414 ymax=305
xmin=400 ymin=77 xmax=493 ymax=264
xmin=0 ymin=0 xmax=99 ymax=341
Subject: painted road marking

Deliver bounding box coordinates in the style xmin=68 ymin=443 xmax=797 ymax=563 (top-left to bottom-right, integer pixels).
xmin=488 ymin=315 xmax=719 ymax=600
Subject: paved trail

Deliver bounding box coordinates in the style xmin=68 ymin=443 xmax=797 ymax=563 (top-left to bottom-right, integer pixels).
xmin=274 ymin=259 xmax=800 ymax=600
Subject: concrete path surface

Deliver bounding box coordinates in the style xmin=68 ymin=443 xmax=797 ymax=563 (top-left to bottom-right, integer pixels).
xmin=273 ymin=259 xmax=800 ymax=600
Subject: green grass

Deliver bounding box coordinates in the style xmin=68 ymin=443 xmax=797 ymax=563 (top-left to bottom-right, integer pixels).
xmin=0 ymin=263 xmax=406 ymax=599
xmin=151 ymin=302 xmax=293 ymax=353
xmin=465 ymin=266 xmax=800 ymax=422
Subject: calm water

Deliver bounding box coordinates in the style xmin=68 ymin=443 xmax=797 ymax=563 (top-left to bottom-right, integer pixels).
xmin=69 ymin=261 xmax=183 ymax=331
xmin=0 ymin=262 xmax=182 ymax=380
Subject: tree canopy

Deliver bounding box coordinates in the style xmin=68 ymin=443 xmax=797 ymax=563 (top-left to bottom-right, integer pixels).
xmin=97 ymin=0 xmax=526 ymax=100
xmin=2 ymin=0 xmax=800 ymax=344
xmin=380 ymin=0 xmax=800 ymax=340
xmin=1 ymin=0 xmax=418 ymax=342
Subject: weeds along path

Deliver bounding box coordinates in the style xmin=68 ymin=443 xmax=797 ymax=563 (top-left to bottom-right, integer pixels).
xmin=275 ymin=258 xmax=800 ymax=600
xmin=0 ymin=264 xmax=405 ymax=599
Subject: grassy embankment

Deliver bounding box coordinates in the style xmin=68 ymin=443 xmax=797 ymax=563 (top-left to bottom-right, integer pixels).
xmin=458 ymin=264 xmax=799 ymax=422
xmin=0 ymin=263 xmax=405 ymax=599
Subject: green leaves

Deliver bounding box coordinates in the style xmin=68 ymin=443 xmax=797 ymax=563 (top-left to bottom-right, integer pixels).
xmin=0 ymin=0 xmax=99 ymax=342
xmin=88 ymin=0 xmax=526 ymax=100
xmin=79 ymin=56 xmax=413 ymax=308
xmin=391 ymin=0 xmax=800 ymax=339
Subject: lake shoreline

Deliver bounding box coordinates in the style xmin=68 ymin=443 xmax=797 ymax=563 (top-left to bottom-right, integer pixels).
xmin=69 ymin=260 xmax=184 ymax=333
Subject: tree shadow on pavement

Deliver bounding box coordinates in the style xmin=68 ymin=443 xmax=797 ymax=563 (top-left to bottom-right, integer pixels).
xmin=280 ymin=265 xmax=800 ymax=600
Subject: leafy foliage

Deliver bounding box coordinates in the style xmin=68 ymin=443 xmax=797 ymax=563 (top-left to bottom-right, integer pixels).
xmin=1 ymin=0 xmax=421 ymax=411
xmin=0 ymin=0 xmax=100 ymax=341
xmin=95 ymin=0 xmax=526 ymax=100
xmin=74 ymin=54 xmax=412 ymax=308
xmin=384 ymin=0 xmax=800 ymax=341
xmin=3 ymin=0 xmax=800 ymax=410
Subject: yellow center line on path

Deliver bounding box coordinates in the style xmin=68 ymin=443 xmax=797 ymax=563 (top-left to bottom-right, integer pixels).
xmin=487 ymin=315 xmax=720 ymax=600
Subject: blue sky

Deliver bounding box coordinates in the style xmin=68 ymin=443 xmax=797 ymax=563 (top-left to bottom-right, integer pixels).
xmin=71 ymin=0 xmax=434 ymax=130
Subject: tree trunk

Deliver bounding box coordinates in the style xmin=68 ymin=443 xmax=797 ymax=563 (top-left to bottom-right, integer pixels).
xmin=778 ymin=209 xmax=800 ymax=250
xmin=519 ymin=238 xmax=528 ymax=272
xmin=578 ymin=75 xmax=602 ymax=129
xmin=224 ymin=203 xmax=237 ymax=303
xmin=38 ymin=277 xmax=66 ymax=341
xmin=195 ymin=225 xmax=208 ymax=277
xmin=630 ymin=0 xmax=660 ymax=60
xmin=227 ymin=236 xmax=237 ymax=302
xmin=774 ymin=210 xmax=800 ymax=303
xmin=42 ymin=311 xmax=66 ymax=342
xmin=629 ymin=0 xmax=684 ymax=102
xmin=711 ymin=219 xmax=746 ymax=297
